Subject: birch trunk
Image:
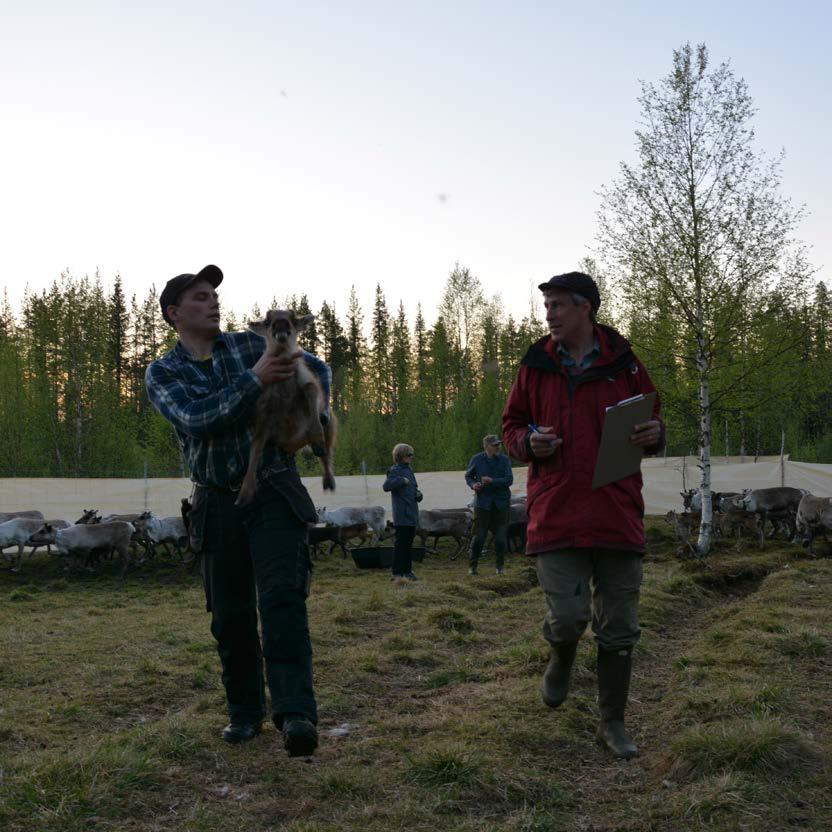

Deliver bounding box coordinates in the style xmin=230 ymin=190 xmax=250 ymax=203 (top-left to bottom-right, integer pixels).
xmin=696 ymin=332 xmax=713 ymax=556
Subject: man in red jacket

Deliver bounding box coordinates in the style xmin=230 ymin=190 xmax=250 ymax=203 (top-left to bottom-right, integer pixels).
xmin=502 ymin=272 xmax=664 ymax=759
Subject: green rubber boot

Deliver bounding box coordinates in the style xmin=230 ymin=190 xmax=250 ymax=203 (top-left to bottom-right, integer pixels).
xmin=541 ymin=642 xmax=578 ymax=709
xmin=596 ymin=646 xmax=639 ymax=759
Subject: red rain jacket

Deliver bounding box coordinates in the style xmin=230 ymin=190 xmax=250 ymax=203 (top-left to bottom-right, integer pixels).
xmin=502 ymin=325 xmax=664 ymax=555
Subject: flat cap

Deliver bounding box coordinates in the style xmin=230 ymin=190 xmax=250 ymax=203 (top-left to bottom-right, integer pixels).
xmin=538 ymin=271 xmax=600 ymax=313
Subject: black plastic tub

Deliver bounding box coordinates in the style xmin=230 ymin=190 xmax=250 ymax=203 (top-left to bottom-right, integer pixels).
xmin=351 ymin=546 xmax=426 ymax=569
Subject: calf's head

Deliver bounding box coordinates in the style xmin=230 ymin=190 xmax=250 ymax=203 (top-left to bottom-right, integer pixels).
xmin=680 ymin=489 xmax=696 ymax=510
xmin=249 ymin=309 xmax=315 ymax=354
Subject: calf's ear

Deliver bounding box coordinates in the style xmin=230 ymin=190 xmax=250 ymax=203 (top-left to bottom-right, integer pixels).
xmin=295 ymin=313 xmax=315 ymax=331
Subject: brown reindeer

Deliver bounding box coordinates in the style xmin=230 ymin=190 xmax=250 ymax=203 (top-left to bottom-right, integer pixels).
xmin=237 ymin=309 xmax=337 ymax=504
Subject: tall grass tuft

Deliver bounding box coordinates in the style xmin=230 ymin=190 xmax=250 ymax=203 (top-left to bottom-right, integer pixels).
xmin=665 ymin=717 xmax=819 ymax=780
xmin=426 ymin=607 xmax=474 ymax=634
xmin=407 ymin=746 xmax=487 ymax=790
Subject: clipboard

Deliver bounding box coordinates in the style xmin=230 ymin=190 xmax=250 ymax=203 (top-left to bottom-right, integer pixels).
xmin=591 ymin=392 xmax=656 ymax=489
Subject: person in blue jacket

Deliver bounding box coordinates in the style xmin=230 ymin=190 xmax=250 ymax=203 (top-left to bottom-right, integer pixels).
xmin=382 ymin=443 xmax=423 ymax=582
xmin=465 ymin=434 xmax=514 ymax=575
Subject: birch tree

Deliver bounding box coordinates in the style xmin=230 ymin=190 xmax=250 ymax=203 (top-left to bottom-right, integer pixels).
xmin=598 ymin=43 xmax=809 ymax=555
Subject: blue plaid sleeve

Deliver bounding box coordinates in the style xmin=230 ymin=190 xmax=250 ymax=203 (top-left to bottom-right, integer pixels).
xmin=145 ymin=361 xmax=262 ymax=439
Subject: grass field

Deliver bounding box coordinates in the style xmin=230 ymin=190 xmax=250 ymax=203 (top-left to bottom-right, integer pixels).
xmin=1 ymin=522 xmax=830 ymax=832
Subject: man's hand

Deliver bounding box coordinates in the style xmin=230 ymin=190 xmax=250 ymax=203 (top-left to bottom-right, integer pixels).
xmin=530 ymin=426 xmax=563 ymax=458
xmin=472 ymin=482 xmax=483 ymax=491
xmin=630 ymin=419 xmax=661 ymax=448
xmin=481 ymin=475 xmax=493 ymax=485
xmin=253 ymin=350 xmax=302 ymax=385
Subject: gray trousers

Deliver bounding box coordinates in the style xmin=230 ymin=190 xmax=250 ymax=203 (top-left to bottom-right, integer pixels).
xmin=536 ymin=549 xmax=643 ymax=652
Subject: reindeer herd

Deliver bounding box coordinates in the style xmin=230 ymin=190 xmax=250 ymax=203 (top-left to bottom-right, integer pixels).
xmin=0 ymin=494 xmax=530 ymax=577
xmin=665 ymin=486 xmax=832 ymax=555
xmin=6 ymin=483 xmax=826 ymax=577
xmin=0 ymin=506 xmax=190 ymax=576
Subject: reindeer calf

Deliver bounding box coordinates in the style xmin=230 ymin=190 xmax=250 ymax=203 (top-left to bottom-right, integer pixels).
xmin=664 ymin=509 xmax=700 ymax=541
xmin=238 ymin=309 xmax=336 ymax=504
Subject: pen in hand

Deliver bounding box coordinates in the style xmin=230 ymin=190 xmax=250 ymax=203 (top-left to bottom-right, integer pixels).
xmin=528 ymin=423 xmax=562 ymax=456
xmin=528 ymin=423 xmax=557 ymax=439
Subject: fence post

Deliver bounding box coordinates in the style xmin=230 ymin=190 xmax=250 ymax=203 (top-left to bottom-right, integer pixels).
xmin=143 ymin=458 xmax=149 ymax=511
xmin=780 ymin=429 xmax=785 ymax=487
xmin=361 ymin=460 xmax=368 ymax=505
xmin=725 ymin=417 xmax=729 ymax=464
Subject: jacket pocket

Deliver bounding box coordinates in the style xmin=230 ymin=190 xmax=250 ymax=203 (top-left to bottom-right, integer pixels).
xmin=526 ymin=468 xmax=562 ymax=516
xmin=610 ymin=476 xmax=645 ymax=519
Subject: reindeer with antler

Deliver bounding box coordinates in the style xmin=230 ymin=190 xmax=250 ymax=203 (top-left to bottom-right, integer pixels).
xmin=237 ymin=309 xmax=336 ymax=504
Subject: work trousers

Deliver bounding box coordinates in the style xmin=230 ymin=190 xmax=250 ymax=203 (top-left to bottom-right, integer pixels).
xmin=470 ymin=505 xmax=509 ymax=570
xmin=191 ymin=484 xmax=317 ymax=727
xmin=392 ymin=524 xmax=416 ymax=576
xmin=535 ymin=548 xmax=643 ymax=652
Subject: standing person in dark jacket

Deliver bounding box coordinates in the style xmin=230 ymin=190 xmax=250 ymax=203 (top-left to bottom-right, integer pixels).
xmin=464 ymin=434 xmax=514 ymax=576
xmin=145 ymin=265 xmax=329 ymax=757
xmin=502 ymin=271 xmax=664 ymax=760
xmin=382 ymin=443 xmax=423 ymax=582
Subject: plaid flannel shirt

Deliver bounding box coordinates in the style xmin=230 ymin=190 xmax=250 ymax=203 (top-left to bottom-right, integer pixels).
xmin=556 ymin=335 xmax=600 ymax=373
xmin=145 ymin=330 xmax=331 ymax=488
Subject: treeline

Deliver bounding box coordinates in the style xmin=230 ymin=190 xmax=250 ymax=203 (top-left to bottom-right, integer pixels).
xmin=0 ymin=262 xmax=830 ymax=478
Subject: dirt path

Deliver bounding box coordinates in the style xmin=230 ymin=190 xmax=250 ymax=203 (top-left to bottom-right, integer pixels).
xmin=562 ymin=554 xmax=824 ymax=832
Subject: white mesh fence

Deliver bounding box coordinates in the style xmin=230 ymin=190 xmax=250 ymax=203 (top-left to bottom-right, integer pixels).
xmin=1 ymin=456 xmax=830 ymax=521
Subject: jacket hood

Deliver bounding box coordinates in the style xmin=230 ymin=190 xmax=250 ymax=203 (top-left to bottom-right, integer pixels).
xmin=520 ymin=324 xmax=635 ymax=377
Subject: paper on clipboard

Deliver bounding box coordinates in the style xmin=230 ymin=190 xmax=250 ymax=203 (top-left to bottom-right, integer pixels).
xmin=591 ymin=391 xmax=656 ymax=489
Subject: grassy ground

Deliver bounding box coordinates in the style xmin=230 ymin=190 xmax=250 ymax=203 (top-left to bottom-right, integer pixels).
xmin=1 ymin=523 xmax=830 ymax=832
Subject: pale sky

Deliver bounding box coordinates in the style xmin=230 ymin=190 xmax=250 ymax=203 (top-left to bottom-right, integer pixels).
xmin=1 ymin=1 xmax=829 ymax=328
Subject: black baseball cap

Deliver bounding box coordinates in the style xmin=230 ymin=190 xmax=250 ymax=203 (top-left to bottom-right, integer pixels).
xmin=538 ymin=271 xmax=601 ymax=313
xmin=160 ymin=265 xmax=223 ymax=326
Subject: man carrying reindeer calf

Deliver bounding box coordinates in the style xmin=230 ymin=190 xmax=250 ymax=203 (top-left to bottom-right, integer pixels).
xmin=146 ymin=265 xmax=331 ymax=757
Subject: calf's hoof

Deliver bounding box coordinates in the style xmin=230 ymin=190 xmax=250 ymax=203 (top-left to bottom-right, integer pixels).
xmin=235 ymin=490 xmax=254 ymax=507
xmin=322 ymin=473 xmax=336 ymax=491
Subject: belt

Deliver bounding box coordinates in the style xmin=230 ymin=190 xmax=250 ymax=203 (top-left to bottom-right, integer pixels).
xmin=194 ymin=482 xmax=241 ymax=493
